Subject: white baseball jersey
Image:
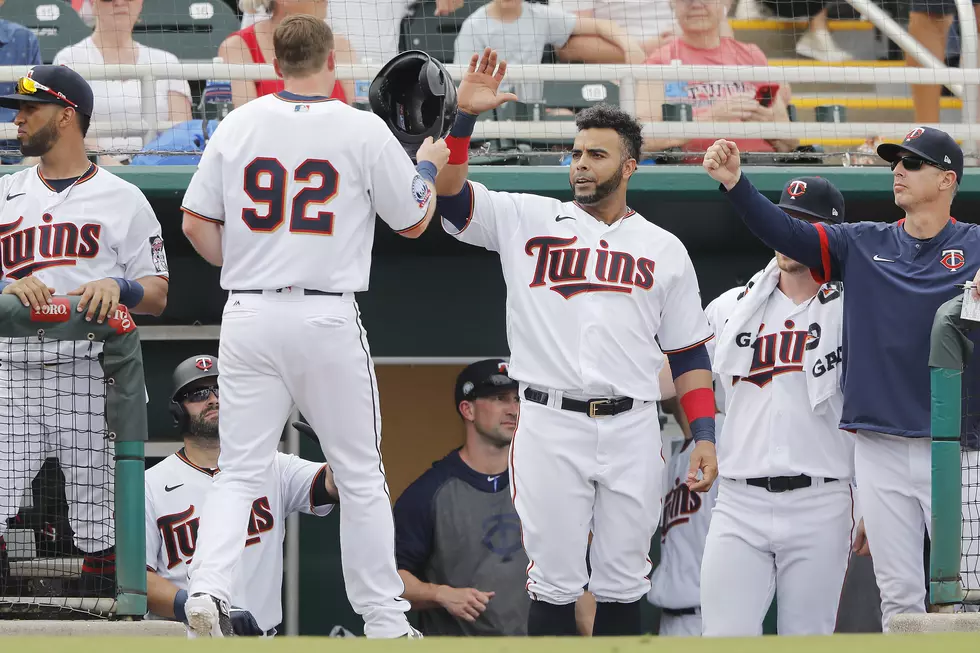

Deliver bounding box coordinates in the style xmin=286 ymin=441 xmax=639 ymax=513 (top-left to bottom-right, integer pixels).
xmin=704 ymin=286 xmax=742 ymax=413
xmin=0 ymin=164 xmax=167 ymax=363
xmin=443 ymin=182 xmax=712 ymax=400
xmin=648 ymin=438 xmax=718 ymax=610
xmin=145 ymin=450 xmax=333 ymax=631
xmin=180 ymin=93 xmax=433 ymax=293
xmin=710 ymin=285 xmax=854 ymax=479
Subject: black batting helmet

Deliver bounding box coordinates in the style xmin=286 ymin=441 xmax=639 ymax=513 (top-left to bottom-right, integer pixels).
xmin=169 ymin=355 xmax=218 ymax=431
xmin=369 ymin=50 xmax=457 ymax=159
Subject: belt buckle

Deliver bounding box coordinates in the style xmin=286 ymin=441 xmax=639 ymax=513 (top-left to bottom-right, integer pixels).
xmin=588 ymin=398 xmax=611 ymax=418
xmin=766 ymin=477 xmax=786 ymax=493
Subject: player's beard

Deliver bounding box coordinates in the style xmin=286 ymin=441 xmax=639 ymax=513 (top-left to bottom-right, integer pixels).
xmin=476 ymin=424 xmax=515 ymax=449
xmin=571 ymin=166 xmax=623 ymax=206
xmin=188 ymin=408 xmax=219 ymax=440
xmin=775 ymin=252 xmax=808 ymax=275
xmin=20 ymin=116 xmax=59 ymax=157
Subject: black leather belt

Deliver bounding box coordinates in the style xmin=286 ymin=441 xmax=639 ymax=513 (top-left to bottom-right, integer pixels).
xmin=746 ymin=474 xmax=838 ymax=493
xmin=662 ymin=607 xmax=699 ymax=617
xmin=231 ymin=289 xmax=342 ymax=296
xmin=523 ymin=387 xmax=634 ymax=418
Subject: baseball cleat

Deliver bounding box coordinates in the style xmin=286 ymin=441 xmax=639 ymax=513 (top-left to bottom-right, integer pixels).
xmin=401 ymin=626 xmax=424 ymax=638
xmin=185 ymin=593 xmax=234 ymax=638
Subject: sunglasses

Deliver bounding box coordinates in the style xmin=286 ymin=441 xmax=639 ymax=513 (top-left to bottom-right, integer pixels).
xmin=16 ymin=77 xmax=78 ymax=109
xmin=181 ymin=385 xmax=219 ymax=403
xmin=890 ymin=156 xmax=947 ymax=173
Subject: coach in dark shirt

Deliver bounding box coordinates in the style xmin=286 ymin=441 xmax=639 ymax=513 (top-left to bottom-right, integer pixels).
xmin=394 ymin=359 xmax=528 ymax=636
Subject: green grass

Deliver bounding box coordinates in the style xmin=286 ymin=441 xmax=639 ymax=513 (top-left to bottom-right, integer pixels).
xmin=3 ymin=634 xmax=980 ymax=652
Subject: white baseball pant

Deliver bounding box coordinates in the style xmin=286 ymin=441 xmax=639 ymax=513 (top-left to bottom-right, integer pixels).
xmin=854 ymin=430 xmax=931 ymax=632
xmin=658 ymin=610 xmax=701 ymax=636
xmin=187 ymin=290 xmax=411 ymax=638
xmin=510 ymin=391 xmax=664 ymax=605
xmin=700 ymin=477 xmax=852 ymax=636
xmin=0 ymin=355 xmax=111 ymax=552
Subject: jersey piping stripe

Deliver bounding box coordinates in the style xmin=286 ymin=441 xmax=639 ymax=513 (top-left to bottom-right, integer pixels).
xmin=394 ymin=211 xmax=428 ymax=235
xmin=36 ymin=163 xmax=99 ymax=191
xmin=509 ymin=408 xmax=537 ymax=601
xmin=811 ymin=222 xmax=832 ymax=284
xmin=449 ymin=180 xmax=476 ymax=234
xmin=176 ymin=448 xmax=218 ymax=477
xmin=273 ymin=92 xmax=336 ymax=104
xmin=309 ymin=463 xmax=329 ymax=513
xmin=181 ymin=206 xmax=224 ymax=224
xmin=661 ymin=333 xmax=714 ymax=356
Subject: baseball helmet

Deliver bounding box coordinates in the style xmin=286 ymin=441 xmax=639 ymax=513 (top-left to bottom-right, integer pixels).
xmin=368 ymin=50 xmax=457 ymax=159
xmin=169 ymin=355 xmax=218 ymax=431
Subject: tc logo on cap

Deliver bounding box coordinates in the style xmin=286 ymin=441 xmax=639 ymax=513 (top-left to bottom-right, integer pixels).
xmin=195 ymin=356 xmax=214 ymax=372
xmin=498 ymin=362 xmax=508 ymax=374
xmin=786 ymin=180 xmax=807 ymax=198
xmin=906 ymin=127 xmax=925 ymax=141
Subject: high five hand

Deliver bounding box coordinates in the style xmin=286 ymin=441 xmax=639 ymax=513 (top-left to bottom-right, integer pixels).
xmin=456 ymin=48 xmax=519 ymax=116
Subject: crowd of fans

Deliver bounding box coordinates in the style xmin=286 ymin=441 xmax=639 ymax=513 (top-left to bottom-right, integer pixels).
xmin=0 ymin=0 xmax=958 ymax=164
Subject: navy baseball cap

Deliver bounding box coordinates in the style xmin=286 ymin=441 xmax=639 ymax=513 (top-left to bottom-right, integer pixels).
xmin=454 ymin=359 xmax=517 ymax=413
xmin=775 ymin=176 xmax=844 ymax=223
xmin=877 ymin=126 xmax=963 ymax=183
xmin=0 ymin=65 xmax=94 ymax=117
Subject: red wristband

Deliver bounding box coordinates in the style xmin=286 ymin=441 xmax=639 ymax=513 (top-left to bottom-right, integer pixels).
xmin=680 ymin=387 xmax=715 ymax=422
xmin=446 ymin=134 xmax=470 ymax=165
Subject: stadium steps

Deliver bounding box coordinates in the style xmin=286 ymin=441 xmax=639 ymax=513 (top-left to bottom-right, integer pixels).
xmin=731 ymin=17 xmax=886 ymax=61
xmin=790 ymin=92 xmax=961 ymax=122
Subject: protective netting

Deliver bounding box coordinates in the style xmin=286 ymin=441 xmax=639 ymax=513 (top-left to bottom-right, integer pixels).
xmin=962 ymin=338 xmax=980 ymax=603
xmin=1 ymin=0 xmax=977 ymax=164
xmin=0 ymin=337 xmax=114 ymax=619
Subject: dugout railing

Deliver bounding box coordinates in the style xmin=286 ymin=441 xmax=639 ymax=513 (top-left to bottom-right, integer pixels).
xmin=0 ymin=295 xmax=147 ymax=619
xmin=930 ymin=294 xmax=980 ymax=607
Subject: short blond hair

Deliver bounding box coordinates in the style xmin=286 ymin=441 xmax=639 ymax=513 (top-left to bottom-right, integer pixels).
xmin=274 ymin=15 xmax=333 ymax=78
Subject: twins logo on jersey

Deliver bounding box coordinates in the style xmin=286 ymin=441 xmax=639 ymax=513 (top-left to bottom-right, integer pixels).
xmin=661 ymin=477 xmax=702 ymax=539
xmin=481 ymin=512 xmax=523 ymax=562
xmin=157 ymin=498 xmax=275 ymax=569
xmin=525 ymin=235 xmax=655 ymax=298
xmin=734 ymin=320 xmax=816 ymax=387
xmin=0 ymin=214 xmax=101 ymax=279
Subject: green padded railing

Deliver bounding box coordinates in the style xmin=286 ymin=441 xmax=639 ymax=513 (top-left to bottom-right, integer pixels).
xmin=929 ymin=294 xmax=976 ymax=606
xmin=0 ymin=294 xmax=148 ymax=617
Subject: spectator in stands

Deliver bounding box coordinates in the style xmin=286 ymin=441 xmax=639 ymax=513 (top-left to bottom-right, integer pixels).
xmin=550 ymin=0 xmax=677 ymax=57
xmin=634 ymin=0 xmax=798 ymax=159
xmin=906 ymin=2 xmax=980 ymax=122
xmin=453 ymin=0 xmax=646 ymax=103
xmin=71 ymin=0 xmax=97 ymax=27
xmin=393 ymin=359 xmax=527 ymax=636
xmin=756 ymin=0 xmax=852 ymax=62
xmin=53 ymin=0 xmax=192 ymax=164
xmin=0 ymin=6 xmax=42 ymax=164
xmin=222 ymin=0 xmax=356 ymax=106
xmin=241 ymin=0 xmax=447 ymax=65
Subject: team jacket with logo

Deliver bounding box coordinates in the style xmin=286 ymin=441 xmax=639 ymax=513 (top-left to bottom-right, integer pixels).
xmin=442 ymin=182 xmax=713 ymax=400
xmin=725 ymin=176 xmax=980 ymax=437
xmin=180 ymin=91 xmax=433 ymax=293
xmin=0 ymin=165 xmax=167 ymax=362
xmin=145 ymin=450 xmax=332 ymax=631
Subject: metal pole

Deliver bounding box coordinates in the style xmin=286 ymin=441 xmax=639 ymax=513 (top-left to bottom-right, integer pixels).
xmin=139 ymin=76 xmax=157 ymax=147
xmin=284 ymin=410 xmax=302 ymax=636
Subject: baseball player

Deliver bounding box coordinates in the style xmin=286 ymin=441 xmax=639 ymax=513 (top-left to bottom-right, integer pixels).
xmin=0 ymin=65 xmax=168 ymax=596
xmin=145 ymin=355 xmax=337 ymax=636
xmin=435 ymin=48 xmax=718 ymax=637
xmin=704 ymin=128 xmax=980 ymax=630
xmin=179 ymin=15 xmax=449 ymax=638
xmin=699 ymin=177 xmax=855 ymax=637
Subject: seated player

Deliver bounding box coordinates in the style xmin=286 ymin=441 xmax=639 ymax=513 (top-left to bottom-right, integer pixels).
xmin=145 ymin=355 xmax=337 ymax=636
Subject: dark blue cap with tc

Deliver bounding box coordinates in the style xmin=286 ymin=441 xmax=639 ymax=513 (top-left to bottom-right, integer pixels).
xmin=0 ymin=65 xmax=94 ymax=117
xmin=877 ymin=126 xmax=964 ymax=184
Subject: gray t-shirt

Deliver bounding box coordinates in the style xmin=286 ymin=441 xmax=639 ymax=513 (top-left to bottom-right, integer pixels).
xmin=453 ymin=2 xmax=578 ymax=102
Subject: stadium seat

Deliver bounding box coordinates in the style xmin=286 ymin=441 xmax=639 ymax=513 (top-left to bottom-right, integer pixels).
xmin=0 ymin=0 xmax=92 ymax=64
xmin=398 ymin=0 xmax=483 ymax=63
xmin=135 ymin=0 xmax=240 ymax=61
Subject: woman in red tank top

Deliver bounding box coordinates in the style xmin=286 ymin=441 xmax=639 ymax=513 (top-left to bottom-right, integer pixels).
xmin=218 ymin=0 xmax=355 ymax=106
